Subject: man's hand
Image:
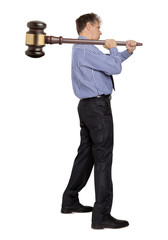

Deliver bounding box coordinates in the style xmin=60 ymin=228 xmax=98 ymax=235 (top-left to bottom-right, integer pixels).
xmin=126 ymin=40 xmax=137 ymax=54
xmin=104 ymin=39 xmax=117 ymax=50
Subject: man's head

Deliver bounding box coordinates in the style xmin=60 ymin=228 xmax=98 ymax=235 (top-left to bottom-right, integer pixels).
xmin=76 ymin=13 xmax=102 ymax=40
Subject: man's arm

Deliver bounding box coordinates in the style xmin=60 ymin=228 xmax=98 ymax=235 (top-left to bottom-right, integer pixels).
xmin=82 ymin=39 xmax=136 ymax=76
xmin=104 ymin=39 xmax=136 ymax=62
xmin=83 ymin=40 xmax=127 ymax=76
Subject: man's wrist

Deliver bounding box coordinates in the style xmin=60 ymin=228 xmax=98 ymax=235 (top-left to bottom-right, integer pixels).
xmin=127 ymin=49 xmax=133 ymax=54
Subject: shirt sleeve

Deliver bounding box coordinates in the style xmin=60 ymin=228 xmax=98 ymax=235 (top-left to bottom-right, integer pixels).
xmin=83 ymin=46 xmax=132 ymax=76
xmin=117 ymin=49 xmax=132 ymax=62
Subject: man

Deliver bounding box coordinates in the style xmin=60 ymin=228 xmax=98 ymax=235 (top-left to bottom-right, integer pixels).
xmin=61 ymin=13 xmax=136 ymax=229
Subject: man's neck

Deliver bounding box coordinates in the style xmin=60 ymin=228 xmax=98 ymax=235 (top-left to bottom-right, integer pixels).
xmin=79 ymin=35 xmax=88 ymax=39
xmin=79 ymin=32 xmax=91 ymax=39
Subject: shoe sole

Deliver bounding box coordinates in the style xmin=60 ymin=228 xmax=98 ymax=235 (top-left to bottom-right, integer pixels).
xmin=91 ymin=223 xmax=129 ymax=230
xmin=61 ymin=209 xmax=93 ymax=214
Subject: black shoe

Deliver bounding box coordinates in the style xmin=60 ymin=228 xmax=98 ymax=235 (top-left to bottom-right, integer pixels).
xmin=92 ymin=215 xmax=129 ymax=229
xmin=61 ymin=202 xmax=93 ymax=214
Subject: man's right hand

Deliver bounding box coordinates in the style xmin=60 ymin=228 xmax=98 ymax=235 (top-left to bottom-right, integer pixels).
xmin=104 ymin=39 xmax=117 ymax=50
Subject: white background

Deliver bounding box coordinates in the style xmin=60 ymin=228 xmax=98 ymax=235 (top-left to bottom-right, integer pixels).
xmin=0 ymin=0 xmax=168 ymax=239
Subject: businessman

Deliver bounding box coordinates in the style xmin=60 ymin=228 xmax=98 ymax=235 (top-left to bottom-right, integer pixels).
xmin=61 ymin=13 xmax=136 ymax=229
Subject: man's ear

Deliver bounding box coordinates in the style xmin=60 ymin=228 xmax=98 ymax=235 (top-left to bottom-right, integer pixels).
xmin=86 ymin=22 xmax=91 ymax=31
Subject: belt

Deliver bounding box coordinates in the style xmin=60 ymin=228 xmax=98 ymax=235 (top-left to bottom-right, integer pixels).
xmin=81 ymin=94 xmax=111 ymax=101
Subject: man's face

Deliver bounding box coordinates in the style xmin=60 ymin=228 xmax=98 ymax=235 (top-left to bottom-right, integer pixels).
xmin=89 ymin=21 xmax=102 ymax=40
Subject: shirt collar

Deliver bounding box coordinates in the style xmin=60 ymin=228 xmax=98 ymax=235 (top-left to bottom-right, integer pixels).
xmin=78 ymin=35 xmax=88 ymax=40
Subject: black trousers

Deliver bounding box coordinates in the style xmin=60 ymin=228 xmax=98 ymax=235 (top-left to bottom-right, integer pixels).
xmin=62 ymin=96 xmax=114 ymax=224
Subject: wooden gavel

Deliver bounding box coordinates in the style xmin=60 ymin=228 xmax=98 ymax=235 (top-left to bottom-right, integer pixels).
xmin=25 ymin=21 xmax=143 ymax=58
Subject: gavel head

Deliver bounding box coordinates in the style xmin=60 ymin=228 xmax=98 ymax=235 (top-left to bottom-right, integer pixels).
xmin=25 ymin=21 xmax=47 ymax=58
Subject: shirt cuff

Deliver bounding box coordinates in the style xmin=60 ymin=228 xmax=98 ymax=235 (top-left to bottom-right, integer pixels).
xmin=124 ymin=50 xmax=133 ymax=57
xmin=109 ymin=47 xmax=118 ymax=55
xmin=120 ymin=50 xmax=133 ymax=62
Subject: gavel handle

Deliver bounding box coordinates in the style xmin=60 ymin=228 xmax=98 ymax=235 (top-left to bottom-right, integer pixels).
xmin=45 ymin=36 xmax=143 ymax=46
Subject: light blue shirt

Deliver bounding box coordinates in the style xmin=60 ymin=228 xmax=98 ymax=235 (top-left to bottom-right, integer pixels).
xmin=71 ymin=36 xmax=132 ymax=99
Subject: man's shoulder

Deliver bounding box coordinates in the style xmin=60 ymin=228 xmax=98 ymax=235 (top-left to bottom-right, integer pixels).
xmin=73 ymin=43 xmax=100 ymax=53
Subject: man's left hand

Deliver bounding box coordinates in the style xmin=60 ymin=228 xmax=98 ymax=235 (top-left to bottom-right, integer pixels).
xmin=126 ymin=40 xmax=137 ymax=54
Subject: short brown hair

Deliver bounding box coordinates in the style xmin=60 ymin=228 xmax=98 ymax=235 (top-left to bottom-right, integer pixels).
xmin=76 ymin=13 xmax=101 ymax=34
